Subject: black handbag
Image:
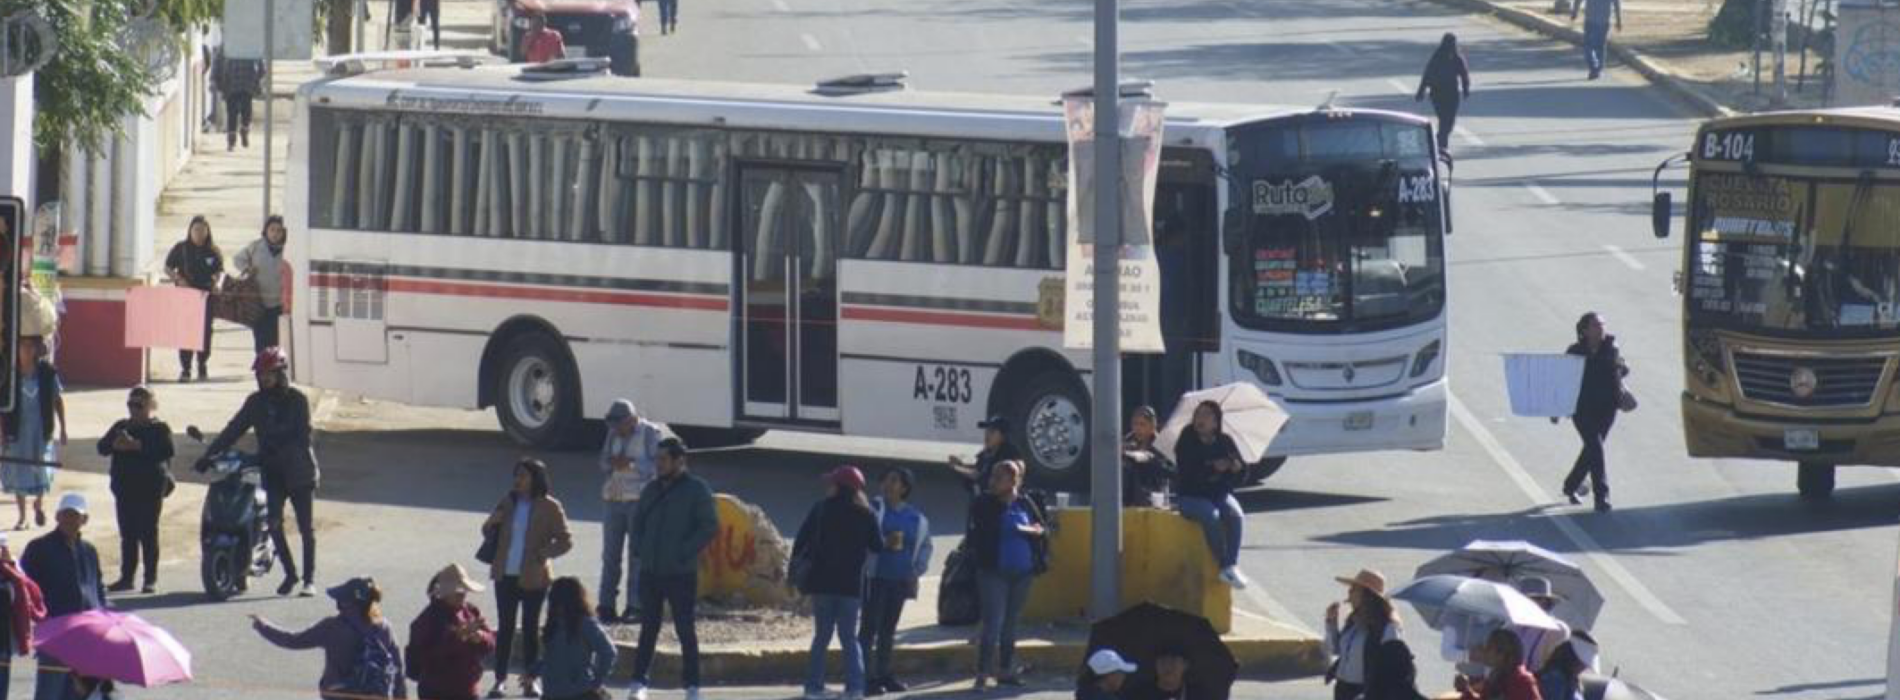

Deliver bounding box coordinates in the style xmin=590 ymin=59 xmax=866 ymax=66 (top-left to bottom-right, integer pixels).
xmin=475 ymin=523 xmax=499 ymax=565
xmin=936 ymin=540 xmax=980 ymax=626
xmin=788 ymin=504 xmax=823 ymax=594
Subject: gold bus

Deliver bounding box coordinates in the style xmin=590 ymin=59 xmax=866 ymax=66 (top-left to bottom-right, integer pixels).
xmin=1652 ymin=108 xmax=1900 ymax=499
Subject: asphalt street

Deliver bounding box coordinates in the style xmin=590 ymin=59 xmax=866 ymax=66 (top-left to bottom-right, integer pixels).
xmin=58 ymin=0 xmax=1885 ymax=699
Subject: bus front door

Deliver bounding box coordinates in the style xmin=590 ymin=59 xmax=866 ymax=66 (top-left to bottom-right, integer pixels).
xmin=735 ymin=166 xmax=842 ymax=425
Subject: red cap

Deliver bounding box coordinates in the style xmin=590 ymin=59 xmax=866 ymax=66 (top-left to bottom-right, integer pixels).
xmin=827 ymin=465 xmax=866 ymax=492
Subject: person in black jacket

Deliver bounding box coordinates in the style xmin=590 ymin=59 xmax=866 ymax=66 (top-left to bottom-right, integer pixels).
xmin=793 ymin=465 xmax=881 ymax=700
xmin=164 ymin=216 xmax=223 ymax=382
xmin=22 ymin=493 xmax=105 ymax=700
xmin=967 ymin=460 xmax=1046 ymax=691
xmin=1558 ymin=312 xmax=1628 ymax=513
xmin=949 ymin=416 xmax=1020 ymax=502
xmin=1121 ymin=406 xmax=1174 ymax=508
xmin=1414 ymin=33 xmax=1471 ymax=152
xmin=97 ymin=387 xmax=174 ymax=593
xmin=200 ymin=347 xmax=321 ymax=596
xmin=1173 ymin=401 xmax=1250 ymax=590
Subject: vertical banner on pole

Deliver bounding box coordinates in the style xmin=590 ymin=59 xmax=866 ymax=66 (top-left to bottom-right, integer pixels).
xmin=221 ymin=0 xmax=314 ymax=59
xmin=1062 ymin=96 xmax=1167 ymax=353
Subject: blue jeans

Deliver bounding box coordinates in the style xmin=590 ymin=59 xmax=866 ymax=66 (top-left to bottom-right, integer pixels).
xmin=1583 ymin=21 xmax=1610 ymax=74
xmin=632 ymin=573 xmax=700 ymax=688
xmin=33 ymin=653 xmax=66 ymax=700
xmin=658 ymin=0 xmax=678 ymax=26
xmin=806 ymin=594 xmax=865 ymax=694
xmin=599 ymin=499 xmax=641 ymax=613
xmin=975 ymin=569 xmax=1033 ymax=677
xmin=1177 ymin=495 xmax=1243 ymax=569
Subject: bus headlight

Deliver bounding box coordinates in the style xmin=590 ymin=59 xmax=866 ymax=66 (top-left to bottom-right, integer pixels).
xmin=1411 ymin=340 xmax=1441 ymax=378
xmin=1237 ymin=349 xmax=1283 ymax=386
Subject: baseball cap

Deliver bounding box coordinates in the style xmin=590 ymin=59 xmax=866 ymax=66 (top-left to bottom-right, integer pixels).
xmin=977 ymin=415 xmax=1010 ymax=432
xmin=827 ymin=465 xmax=866 ymax=492
xmin=1087 ymin=649 xmax=1137 ymax=676
xmin=55 ymin=493 xmax=87 ymax=515
xmin=606 ymin=400 xmax=637 ymax=422
xmin=327 ymin=577 xmax=379 ymax=605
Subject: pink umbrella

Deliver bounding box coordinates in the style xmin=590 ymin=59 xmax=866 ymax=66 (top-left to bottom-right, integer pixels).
xmin=33 ymin=610 xmax=192 ymax=687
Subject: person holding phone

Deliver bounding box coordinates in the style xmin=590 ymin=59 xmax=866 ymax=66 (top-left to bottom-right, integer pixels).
xmin=1173 ymin=401 xmax=1250 ymax=590
xmin=97 ymin=387 xmax=174 ymax=593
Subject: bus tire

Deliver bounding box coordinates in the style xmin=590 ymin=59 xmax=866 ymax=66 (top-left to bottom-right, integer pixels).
xmin=1010 ymin=371 xmax=1089 ymax=489
xmin=1245 ymin=457 xmax=1286 ymax=485
xmin=494 ymin=332 xmax=583 ymax=449
xmin=1797 ymin=461 xmax=1835 ymax=501
xmin=669 ymin=425 xmax=766 ymax=450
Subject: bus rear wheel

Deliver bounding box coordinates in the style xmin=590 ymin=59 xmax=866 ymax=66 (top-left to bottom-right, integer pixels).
xmin=1797 ymin=461 xmax=1835 ymax=501
xmin=1010 ymin=371 xmax=1089 ymax=489
xmin=494 ymin=332 xmax=582 ymax=449
xmin=669 ymin=425 xmax=766 ymax=450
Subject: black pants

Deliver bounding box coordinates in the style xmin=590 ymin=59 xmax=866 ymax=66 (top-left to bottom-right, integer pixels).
xmin=179 ymin=291 xmax=213 ymax=376
xmin=115 ymin=494 xmax=162 ymax=585
xmin=632 ymin=572 xmax=700 ymax=688
xmin=858 ymin=578 xmax=909 ymax=682
xmin=419 ymin=0 xmax=441 ymax=48
xmin=252 ymin=306 xmax=282 ymax=354
xmin=1563 ymin=413 xmax=1615 ymax=504
xmin=1430 ymin=91 xmax=1460 ymax=151
xmin=1333 ymin=681 xmax=1364 ymax=700
xmin=266 ymin=482 xmax=315 ymax=583
xmin=494 ymin=576 xmax=547 ymax=683
xmin=224 ymin=92 xmax=253 ymax=134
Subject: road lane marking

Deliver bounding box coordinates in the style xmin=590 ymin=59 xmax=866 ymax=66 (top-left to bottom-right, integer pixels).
xmin=1387 ymin=78 xmax=1412 ymax=95
xmin=1524 ymin=183 xmax=1560 ymax=205
xmin=1455 ymin=125 xmax=1485 ymax=146
xmin=801 ymin=33 xmax=822 ymax=51
xmin=1603 ymin=244 xmax=1646 ymax=270
xmin=771 ymin=0 xmax=789 ymax=11
xmin=1449 ymin=395 xmax=1689 ymax=626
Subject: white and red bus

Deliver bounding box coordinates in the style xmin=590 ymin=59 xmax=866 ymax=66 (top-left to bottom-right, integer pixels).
xmin=287 ymin=61 xmax=1452 ymax=485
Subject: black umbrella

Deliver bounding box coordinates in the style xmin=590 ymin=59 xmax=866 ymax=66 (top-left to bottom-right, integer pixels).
xmin=1582 ymin=674 xmax=1669 ymax=700
xmin=1086 ymin=602 xmax=1238 ymax=700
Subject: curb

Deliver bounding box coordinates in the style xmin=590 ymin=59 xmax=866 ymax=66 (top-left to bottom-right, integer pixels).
xmin=1422 ymin=0 xmax=1738 ymax=118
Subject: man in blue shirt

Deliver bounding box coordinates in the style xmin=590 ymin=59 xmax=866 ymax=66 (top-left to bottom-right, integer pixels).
xmin=1571 ymin=0 xmax=1622 ymax=80
xmin=860 ymin=468 xmax=932 ymax=695
xmin=22 ymin=493 xmax=106 ymax=700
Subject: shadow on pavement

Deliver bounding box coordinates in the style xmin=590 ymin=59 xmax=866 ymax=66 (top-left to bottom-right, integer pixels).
xmin=1233 ymin=487 xmax=1385 ymax=515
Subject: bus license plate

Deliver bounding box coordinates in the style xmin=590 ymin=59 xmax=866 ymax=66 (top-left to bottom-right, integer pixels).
xmin=1784 ymin=429 xmax=1820 ymax=451
xmin=1344 ymin=411 xmax=1375 ymax=431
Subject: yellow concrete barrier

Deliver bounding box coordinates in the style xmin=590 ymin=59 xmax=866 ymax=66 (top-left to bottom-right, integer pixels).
xmin=1023 ymin=506 xmax=1233 ymax=633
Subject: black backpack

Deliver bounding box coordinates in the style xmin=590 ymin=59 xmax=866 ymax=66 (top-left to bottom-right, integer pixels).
xmin=936 ymin=540 xmax=980 ymax=626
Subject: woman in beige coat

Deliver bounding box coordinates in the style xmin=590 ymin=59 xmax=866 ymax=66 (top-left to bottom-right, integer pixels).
xmin=483 ymin=458 xmax=573 ymax=698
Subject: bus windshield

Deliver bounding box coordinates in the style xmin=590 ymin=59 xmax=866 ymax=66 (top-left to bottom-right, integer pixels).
xmin=1687 ymin=171 xmax=1900 ymax=338
xmin=1226 ymin=117 xmax=1446 ymax=334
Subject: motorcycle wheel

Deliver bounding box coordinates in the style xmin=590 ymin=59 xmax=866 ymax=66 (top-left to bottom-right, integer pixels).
xmin=202 ymin=546 xmax=241 ymax=601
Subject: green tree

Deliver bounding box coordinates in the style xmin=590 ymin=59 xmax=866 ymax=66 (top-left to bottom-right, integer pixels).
xmin=5 ymin=0 xmax=223 ymax=152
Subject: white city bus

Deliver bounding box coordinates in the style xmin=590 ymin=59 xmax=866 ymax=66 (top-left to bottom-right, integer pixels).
xmin=287 ymin=61 xmax=1451 ymax=485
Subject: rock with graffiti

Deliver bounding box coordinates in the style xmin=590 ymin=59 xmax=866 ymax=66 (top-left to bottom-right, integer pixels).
xmin=696 ymin=494 xmax=797 ymax=608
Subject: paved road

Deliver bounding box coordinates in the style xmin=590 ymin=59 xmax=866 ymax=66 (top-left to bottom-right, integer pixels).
xmin=75 ymin=1 xmax=1886 ymax=699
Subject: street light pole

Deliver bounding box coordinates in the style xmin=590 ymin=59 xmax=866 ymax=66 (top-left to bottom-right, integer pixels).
xmin=262 ymin=0 xmax=275 ymax=221
xmin=1088 ymin=0 xmax=1124 ymax=622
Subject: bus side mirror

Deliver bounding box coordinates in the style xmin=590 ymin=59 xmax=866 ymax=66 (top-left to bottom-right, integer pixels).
xmin=1651 ymin=192 xmax=1671 ymax=239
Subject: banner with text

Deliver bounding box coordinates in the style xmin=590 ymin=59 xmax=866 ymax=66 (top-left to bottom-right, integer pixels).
xmin=1062 ymin=97 xmax=1166 ymax=353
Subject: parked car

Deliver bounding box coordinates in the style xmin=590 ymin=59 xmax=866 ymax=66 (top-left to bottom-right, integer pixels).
xmin=492 ymin=0 xmax=641 ymax=76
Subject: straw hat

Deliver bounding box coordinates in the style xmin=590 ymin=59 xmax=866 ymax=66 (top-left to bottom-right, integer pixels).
xmin=429 ymin=564 xmax=485 ymax=598
xmin=1333 ymin=569 xmax=1388 ymax=597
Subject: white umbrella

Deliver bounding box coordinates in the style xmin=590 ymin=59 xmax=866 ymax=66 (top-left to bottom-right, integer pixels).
xmin=1391 ymin=575 xmax=1564 ymax=632
xmin=1155 ymin=382 xmax=1288 ymax=464
xmin=1415 ymin=539 xmax=1605 ymax=631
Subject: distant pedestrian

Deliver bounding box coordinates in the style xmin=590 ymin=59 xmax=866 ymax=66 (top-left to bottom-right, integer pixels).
xmin=1557 ymin=312 xmax=1627 ymax=513
xmin=1324 ymin=570 xmax=1401 ymax=700
xmin=232 ymin=216 xmax=289 ymax=354
xmin=1570 ymin=0 xmax=1622 ymax=80
xmin=597 ymin=399 xmax=659 ymax=622
xmin=1121 ymin=406 xmax=1173 ymax=508
xmin=20 ymin=493 xmax=102 ymax=700
xmin=657 ymin=0 xmax=678 ymax=34
xmin=210 ymin=47 xmax=263 ymax=150
xmin=1172 ymin=400 xmax=1250 ymax=590
xmin=1 ymin=337 xmax=65 ymax=531
xmin=859 ymin=467 xmax=931 ymax=696
xmin=538 ymin=577 xmax=616 ymax=700
xmin=164 ymin=215 xmax=223 ymax=382
xmin=481 ymin=458 xmax=574 ymax=699
xmin=252 ymin=577 xmax=409 ymax=699
xmin=968 ymin=460 xmax=1047 ymax=691
xmin=948 ymin=416 xmax=1020 ymax=503
xmin=1535 ymin=632 xmax=1595 ymax=700
xmin=407 ymin=564 xmax=495 ymax=700
xmin=1454 ymin=629 xmax=1539 ymax=700
xmin=793 ymin=466 xmax=880 ymax=700
xmin=97 ymin=387 xmax=175 ymax=594
xmin=418 ymin=0 xmax=441 ymax=48
xmin=1414 ymin=32 xmax=1471 ymax=152
xmin=200 ymin=346 xmax=320 ymax=597
xmin=1077 ymin=649 xmax=1137 ymax=700
xmin=1511 ymin=577 xmax=1571 ymax=673
xmin=0 ymin=533 xmax=47 ymax=699
xmin=523 ymin=15 xmax=567 ymax=63
xmin=627 ymin=437 xmax=716 ymax=700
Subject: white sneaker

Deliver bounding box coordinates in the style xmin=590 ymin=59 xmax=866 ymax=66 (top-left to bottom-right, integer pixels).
xmin=684 ymin=687 xmax=703 ymax=700
xmin=626 ymin=683 xmax=648 ymax=700
xmin=1220 ymin=566 xmax=1251 ymax=590
xmin=802 ymin=690 xmax=830 ymax=700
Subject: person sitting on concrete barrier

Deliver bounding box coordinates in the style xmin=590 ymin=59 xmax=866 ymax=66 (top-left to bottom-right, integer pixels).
xmin=950 ymin=416 xmax=1020 ymax=503
xmin=860 ymin=467 xmax=932 ymax=696
xmin=1172 ymin=400 xmax=1251 ymax=590
xmin=1078 ymin=648 xmax=1137 ymax=700
xmin=968 ymin=460 xmax=1047 ymax=691
xmin=1121 ymin=406 xmax=1174 ymax=508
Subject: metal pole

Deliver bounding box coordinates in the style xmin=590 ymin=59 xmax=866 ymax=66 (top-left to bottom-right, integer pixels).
xmin=1088 ymin=0 xmax=1124 ymax=622
xmin=262 ymin=0 xmax=274 ymax=221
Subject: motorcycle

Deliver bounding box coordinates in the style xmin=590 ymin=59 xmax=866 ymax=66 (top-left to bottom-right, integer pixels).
xmin=186 ymin=426 xmax=276 ymax=601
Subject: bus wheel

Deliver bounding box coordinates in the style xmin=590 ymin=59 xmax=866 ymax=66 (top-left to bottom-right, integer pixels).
xmin=1245 ymin=457 xmax=1286 ymax=485
xmin=494 ymin=332 xmax=581 ymax=448
xmin=669 ymin=425 xmax=766 ymax=450
xmin=1012 ymin=372 xmax=1089 ymax=489
xmin=1797 ymin=461 xmax=1836 ymax=501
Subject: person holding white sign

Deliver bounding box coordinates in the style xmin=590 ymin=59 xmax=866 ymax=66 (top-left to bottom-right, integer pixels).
xmin=1554 ymin=312 xmax=1630 ymax=513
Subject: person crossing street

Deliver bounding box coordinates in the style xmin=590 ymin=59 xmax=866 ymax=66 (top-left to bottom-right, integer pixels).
xmin=201 ymin=347 xmax=321 ymax=597
xmin=1570 ymin=0 xmax=1622 ymax=80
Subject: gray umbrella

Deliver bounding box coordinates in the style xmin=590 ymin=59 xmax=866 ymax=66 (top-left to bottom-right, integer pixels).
xmin=1582 ymin=674 xmax=1668 ymax=700
xmin=1415 ymin=539 xmax=1605 ymax=631
xmin=1390 ymin=575 xmax=1564 ymax=632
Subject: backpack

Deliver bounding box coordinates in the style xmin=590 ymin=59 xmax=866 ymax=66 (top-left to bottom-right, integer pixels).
xmin=332 ymin=617 xmax=404 ymax=698
xmin=935 ymin=540 xmax=979 ymax=626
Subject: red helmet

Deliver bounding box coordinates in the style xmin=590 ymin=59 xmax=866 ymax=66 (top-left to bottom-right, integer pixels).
xmin=252 ymin=347 xmax=289 ymax=373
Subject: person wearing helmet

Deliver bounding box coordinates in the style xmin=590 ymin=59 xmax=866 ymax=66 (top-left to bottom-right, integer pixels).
xmin=200 ymin=347 xmax=321 ymax=597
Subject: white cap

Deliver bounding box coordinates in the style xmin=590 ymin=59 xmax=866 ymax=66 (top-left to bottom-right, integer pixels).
xmin=56 ymin=493 xmax=87 ymax=515
xmin=1087 ymin=649 xmax=1137 ymax=676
